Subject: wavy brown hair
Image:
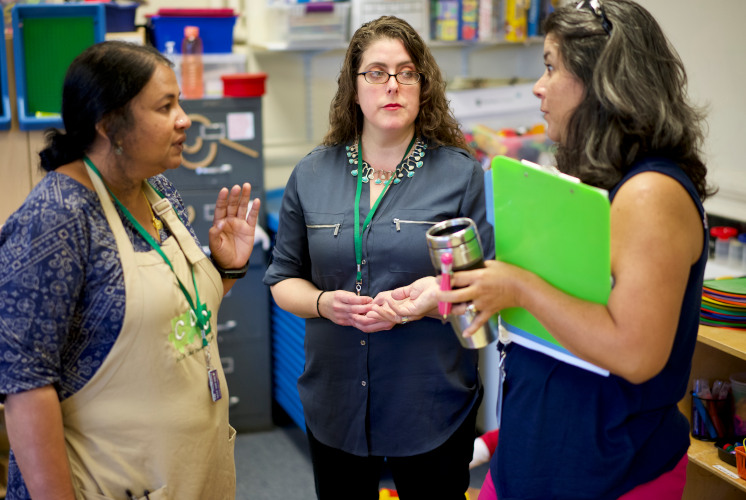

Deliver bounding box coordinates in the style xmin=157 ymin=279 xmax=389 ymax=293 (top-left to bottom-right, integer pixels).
xmin=546 ymin=0 xmax=715 ymax=200
xmin=322 ymin=16 xmax=467 ymax=150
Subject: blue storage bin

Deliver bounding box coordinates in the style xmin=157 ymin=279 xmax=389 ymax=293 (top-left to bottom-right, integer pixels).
xmin=103 ymin=2 xmax=138 ymax=33
xmin=0 ymin=28 xmax=11 ymax=130
xmin=148 ymin=15 xmax=237 ymax=54
xmin=12 ymin=3 xmax=106 ymax=131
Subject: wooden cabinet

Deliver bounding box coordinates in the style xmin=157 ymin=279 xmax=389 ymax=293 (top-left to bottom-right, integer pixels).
xmin=682 ymin=326 xmax=746 ymax=499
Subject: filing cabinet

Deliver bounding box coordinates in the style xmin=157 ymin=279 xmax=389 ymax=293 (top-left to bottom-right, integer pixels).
xmin=164 ymin=97 xmax=271 ymax=433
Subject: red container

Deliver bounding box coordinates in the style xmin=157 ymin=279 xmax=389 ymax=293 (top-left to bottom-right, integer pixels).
xmin=221 ymin=73 xmax=267 ymax=97
xmin=737 ymin=446 xmax=746 ymax=480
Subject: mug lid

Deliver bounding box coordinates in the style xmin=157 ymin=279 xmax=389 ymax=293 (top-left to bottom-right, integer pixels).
xmin=426 ymin=217 xmax=478 ymax=249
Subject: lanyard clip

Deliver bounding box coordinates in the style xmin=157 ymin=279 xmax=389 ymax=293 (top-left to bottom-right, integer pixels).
xmin=355 ymin=280 xmax=362 ymax=296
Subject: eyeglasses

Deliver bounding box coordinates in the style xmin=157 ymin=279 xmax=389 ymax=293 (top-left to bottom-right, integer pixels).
xmin=576 ymin=0 xmax=613 ymax=36
xmin=357 ymin=71 xmax=422 ymax=85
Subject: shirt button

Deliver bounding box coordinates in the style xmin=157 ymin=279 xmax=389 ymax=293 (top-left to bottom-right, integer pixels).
xmin=362 ymin=259 xmax=367 ymax=265
xmin=360 ymin=340 xmax=366 ymax=346
xmin=361 ymin=381 xmax=367 ymax=387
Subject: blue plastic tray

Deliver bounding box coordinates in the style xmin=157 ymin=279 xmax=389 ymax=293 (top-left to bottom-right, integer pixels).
xmin=12 ymin=4 xmax=106 ymax=131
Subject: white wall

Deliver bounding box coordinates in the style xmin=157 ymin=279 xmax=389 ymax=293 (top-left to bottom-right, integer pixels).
xmin=636 ymin=0 xmax=746 ymax=218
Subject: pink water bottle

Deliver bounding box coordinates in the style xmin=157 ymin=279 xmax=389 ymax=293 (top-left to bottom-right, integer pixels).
xmin=181 ymin=26 xmax=204 ymax=99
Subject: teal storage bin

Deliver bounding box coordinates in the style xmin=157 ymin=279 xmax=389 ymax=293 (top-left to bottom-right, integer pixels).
xmin=12 ymin=3 xmax=106 ymax=131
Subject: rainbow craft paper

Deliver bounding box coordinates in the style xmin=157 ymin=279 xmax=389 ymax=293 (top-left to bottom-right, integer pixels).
xmin=701 ymin=277 xmax=746 ymax=329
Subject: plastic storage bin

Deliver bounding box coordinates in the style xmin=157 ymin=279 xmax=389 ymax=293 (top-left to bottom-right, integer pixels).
xmin=12 ymin=3 xmax=106 ymax=131
xmin=170 ymin=52 xmax=247 ymax=98
xmin=221 ymin=73 xmax=267 ymax=98
xmin=0 ymin=27 xmax=11 ymax=130
xmin=264 ymin=2 xmax=350 ymax=46
xmin=102 ymin=2 xmax=138 ymax=32
xmin=737 ymin=446 xmax=746 ymax=480
xmin=350 ymin=0 xmax=429 ymax=40
xmin=148 ymin=9 xmax=237 ymax=54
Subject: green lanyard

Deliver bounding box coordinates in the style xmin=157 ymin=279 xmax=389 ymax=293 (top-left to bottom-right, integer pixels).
xmin=84 ymin=157 xmax=212 ymax=341
xmin=353 ymin=136 xmax=416 ymax=295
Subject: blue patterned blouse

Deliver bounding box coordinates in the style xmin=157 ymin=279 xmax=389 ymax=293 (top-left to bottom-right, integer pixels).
xmin=0 ymin=171 xmax=200 ymax=498
xmin=0 ymin=171 xmax=199 ymax=400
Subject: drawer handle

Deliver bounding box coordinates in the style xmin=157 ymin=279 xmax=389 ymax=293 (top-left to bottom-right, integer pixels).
xmin=195 ymin=163 xmax=233 ymax=176
xmin=218 ymin=320 xmax=238 ymax=333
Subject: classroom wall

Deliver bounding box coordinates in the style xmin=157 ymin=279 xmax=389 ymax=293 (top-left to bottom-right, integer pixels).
xmin=637 ymin=0 xmax=745 ymax=218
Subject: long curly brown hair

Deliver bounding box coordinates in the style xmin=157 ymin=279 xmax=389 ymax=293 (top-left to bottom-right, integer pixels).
xmin=322 ymin=16 xmax=467 ymax=151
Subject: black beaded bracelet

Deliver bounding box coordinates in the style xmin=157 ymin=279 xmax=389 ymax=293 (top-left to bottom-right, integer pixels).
xmin=316 ymin=291 xmax=326 ymax=319
xmin=210 ymin=255 xmax=249 ymax=279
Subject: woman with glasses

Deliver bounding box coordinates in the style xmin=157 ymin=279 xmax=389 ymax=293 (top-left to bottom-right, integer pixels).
xmin=264 ymin=16 xmax=493 ymax=499
xmin=433 ymin=1 xmax=712 ymax=498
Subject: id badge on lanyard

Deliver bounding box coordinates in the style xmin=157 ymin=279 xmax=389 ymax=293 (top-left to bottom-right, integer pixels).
xmin=495 ymin=324 xmax=511 ymax=430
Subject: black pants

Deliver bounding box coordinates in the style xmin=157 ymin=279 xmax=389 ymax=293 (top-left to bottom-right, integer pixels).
xmin=306 ymin=403 xmax=479 ymax=500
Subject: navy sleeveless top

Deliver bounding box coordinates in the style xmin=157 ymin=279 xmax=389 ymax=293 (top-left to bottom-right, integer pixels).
xmin=492 ymin=157 xmax=708 ymax=499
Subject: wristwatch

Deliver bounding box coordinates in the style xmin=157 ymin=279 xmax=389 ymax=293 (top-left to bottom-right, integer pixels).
xmin=210 ymin=255 xmax=249 ymax=279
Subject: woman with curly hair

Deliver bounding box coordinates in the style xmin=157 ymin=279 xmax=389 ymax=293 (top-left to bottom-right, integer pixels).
xmin=264 ymin=15 xmax=493 ymax=500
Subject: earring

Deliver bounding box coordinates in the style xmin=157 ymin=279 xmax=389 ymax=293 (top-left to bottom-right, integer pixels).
xmin=114 ymin=142 xmax=123 ymax=155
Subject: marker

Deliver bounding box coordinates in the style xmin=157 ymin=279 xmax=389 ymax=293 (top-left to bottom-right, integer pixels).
xmin=439 ymin=252 xmax=453 ymax=320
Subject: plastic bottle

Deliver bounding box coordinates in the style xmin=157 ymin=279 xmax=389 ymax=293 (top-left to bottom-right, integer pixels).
xmin=710 ymin=226 xmax=738 ymax=263
xmin=164 ymin=40 xmax=177 ymax=65
xmin=181 ymin=26 xmax=204 ymax=99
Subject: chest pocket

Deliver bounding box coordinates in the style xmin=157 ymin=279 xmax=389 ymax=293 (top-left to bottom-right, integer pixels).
xmin=387 ymin=210 xmax=439 ymax=276
xmin=306 ymin=212 xmax=345 ymax=278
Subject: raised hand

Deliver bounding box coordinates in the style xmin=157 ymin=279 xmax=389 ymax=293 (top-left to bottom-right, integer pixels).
xmin=208 ymin=183 xmax=261 ymax=271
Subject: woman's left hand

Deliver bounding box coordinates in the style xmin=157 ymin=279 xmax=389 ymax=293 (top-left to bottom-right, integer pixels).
xmin=371 ymin=276 xmax=440 ymax=324
xmin=208 ymin=183 xmax=261 ymax=271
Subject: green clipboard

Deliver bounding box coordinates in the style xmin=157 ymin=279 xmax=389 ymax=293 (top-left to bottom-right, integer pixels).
xmin=491 ymin=155 xmax=611 ymax=375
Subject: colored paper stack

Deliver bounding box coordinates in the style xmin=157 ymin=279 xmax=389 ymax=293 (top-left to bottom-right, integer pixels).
xmin=701 ymin=277 xmax=746 ymax=329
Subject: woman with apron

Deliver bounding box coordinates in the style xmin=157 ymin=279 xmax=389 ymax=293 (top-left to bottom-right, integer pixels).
xmin=0 ymin=41 xmax=260 ymax=499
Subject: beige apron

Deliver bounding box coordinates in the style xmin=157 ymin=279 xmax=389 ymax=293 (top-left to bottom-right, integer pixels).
xmin=60 ymin=165 xmax=235 ymax=500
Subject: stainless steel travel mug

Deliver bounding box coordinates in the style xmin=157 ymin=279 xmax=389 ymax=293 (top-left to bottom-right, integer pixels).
xmin=426 ymin=218 xmax=498 ymax=349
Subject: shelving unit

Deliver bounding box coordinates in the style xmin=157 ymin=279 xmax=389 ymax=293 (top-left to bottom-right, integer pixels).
xmin=683 ymin=325 xmax=746 ymax=498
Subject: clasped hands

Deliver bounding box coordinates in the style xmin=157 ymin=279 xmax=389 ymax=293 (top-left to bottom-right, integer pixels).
xmin=325 ymin=276 xmax=439 ymax=333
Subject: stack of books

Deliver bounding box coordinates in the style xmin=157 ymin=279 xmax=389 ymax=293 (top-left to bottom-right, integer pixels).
xmin=701 ymin=277 xmax=746 ymax=329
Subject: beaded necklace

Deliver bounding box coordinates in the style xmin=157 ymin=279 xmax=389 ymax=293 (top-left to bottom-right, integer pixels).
xmin=347 ymin=137 xmax=427 ymax=184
